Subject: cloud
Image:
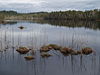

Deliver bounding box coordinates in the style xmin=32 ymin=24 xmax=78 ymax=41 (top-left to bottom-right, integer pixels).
xmin=0 ymin=0 xmax=100 ymax=12
xmin=0 ymin=0 xmax=46 ymax=4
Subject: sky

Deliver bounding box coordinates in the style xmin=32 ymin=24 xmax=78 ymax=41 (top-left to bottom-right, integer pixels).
xmin=0 ymin=0 xmax=100 ymax=13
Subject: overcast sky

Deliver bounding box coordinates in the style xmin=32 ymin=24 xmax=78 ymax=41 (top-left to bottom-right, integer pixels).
xmin=0 ymin=0 xmax=100 ymax=13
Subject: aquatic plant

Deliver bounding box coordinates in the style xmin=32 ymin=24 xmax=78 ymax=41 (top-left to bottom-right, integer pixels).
xmin=77 ymin=50 xmax=82 ymax=54
xmin=16 ymin=47 xmax=30 ymax=54
xmin=24 ymin=56 xmax=34 ymax=60
xmin=47 ymin=44 xmax=62 ymax=50
xmin=81 ymin=47 xmax=94 ymax=55
xmin=40 ymin=46 xmax=50 ymax=52
xmin=60 ymin=47 xmax=74 ymax=55
xmin=41 ymin=52 xmax=52 ymax=58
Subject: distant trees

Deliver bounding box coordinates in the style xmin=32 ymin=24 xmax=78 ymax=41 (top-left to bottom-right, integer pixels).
xmin=0 ymin=10 xmax=17 ymax=15
xmin=43 ymin=9 xmax=100 ymax=21
xmin=0 ymin=10 xmax=17 ymax=22
xmin=0 ymin=9 xmax=100 ymax=21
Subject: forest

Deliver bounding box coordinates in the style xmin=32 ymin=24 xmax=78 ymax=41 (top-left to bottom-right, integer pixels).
xmin=0 ymin=9 xmax=100 ymax=23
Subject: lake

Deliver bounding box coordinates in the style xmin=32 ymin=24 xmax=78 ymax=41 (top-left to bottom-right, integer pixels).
xmin=0 ymin=20 xmax=100 ymax=75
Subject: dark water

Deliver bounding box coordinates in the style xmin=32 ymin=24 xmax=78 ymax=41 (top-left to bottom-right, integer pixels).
xmin=0 ymin=20 xmax=100 ymax=75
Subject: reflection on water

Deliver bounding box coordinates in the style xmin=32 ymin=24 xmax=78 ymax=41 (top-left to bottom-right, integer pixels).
xmin=0 ymin=20 xmax=100 ymax=75
xmin=31 ymin=20 xmax=100 ymax=30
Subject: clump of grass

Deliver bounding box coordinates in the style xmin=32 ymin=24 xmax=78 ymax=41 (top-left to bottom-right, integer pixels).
xmin=41 ymin=52 xmax=52 ymax=58
xmin=40 ymin=44 xmax=95 ymax=56
xmin=40 ymin=44 xmax=62 ymax=52
xmin=24 ymin=56 xmax=35 ymax=60
xmin=40 ymin=46 xmax=51 ymax=52
xmin=47 ymin=44 xmax=62 ymax=50
xmin=16 ymin=47 xmax=30 ymax=54
xmin=60 ymin=47 xmax=78 ymax=56
xmin=81 ymin=47 xmax=94 ymax=55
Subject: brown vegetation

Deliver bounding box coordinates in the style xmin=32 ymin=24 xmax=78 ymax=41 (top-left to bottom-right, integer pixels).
xmin=47 ymin=44 xmax=62 ymax=50
xmin=41 ymin=52 xmax=52 ymax=58
xmin=81 ymin=47 xmax=94 ymax=55
xmin=16 ymin=47 xmax=30 ymax=54
xmin=60 ymin=47 xmax=78 ymax=55
xmin=40 ymin=46 xmax=50 ymax=52
xmin=24 ymin=56 xmax=34 ymax=60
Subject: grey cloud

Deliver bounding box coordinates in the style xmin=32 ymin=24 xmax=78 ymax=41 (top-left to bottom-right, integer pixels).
xmin=41 ymin=0 xmax=100 ymax=10
xmin=0 ymin=0 xmax=100 ymax=12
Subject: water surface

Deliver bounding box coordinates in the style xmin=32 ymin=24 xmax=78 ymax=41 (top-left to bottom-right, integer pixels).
xmin=0 ymin=20 xmax=100 ymax=75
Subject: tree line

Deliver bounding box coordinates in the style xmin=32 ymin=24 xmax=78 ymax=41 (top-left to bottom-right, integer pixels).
xmin=42 ymin=9 xmax=100 ymax=21
xmin=0 ymin=9 xmax=100 ymax=22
